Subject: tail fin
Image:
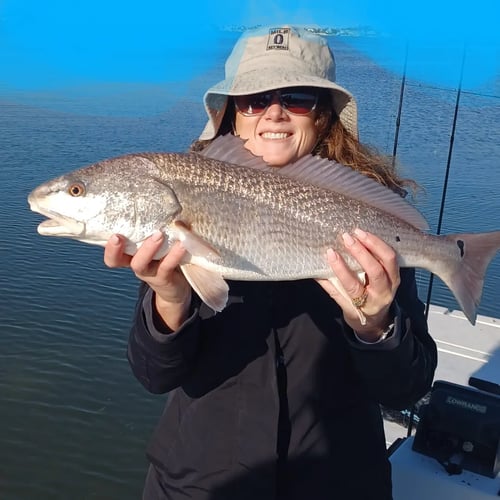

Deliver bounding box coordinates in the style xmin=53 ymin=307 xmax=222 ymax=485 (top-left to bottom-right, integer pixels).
xmin=440 ymin=231 xmax=500 ymax=325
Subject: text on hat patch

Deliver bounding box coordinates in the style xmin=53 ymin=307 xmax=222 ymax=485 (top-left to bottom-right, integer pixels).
xmin=267 ymin=28 xmax=290 ymax=51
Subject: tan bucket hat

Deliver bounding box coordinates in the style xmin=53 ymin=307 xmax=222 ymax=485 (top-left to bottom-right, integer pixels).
xmin=199 ymin=25 xmax=358 ymax=140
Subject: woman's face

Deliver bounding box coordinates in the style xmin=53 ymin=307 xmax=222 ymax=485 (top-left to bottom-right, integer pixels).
xmin=233 ymin=88 xmax=319 ymax=167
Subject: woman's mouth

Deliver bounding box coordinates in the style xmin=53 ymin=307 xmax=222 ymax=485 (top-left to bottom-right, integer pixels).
xmin=260 ymin=132 xmax=291 ymax=140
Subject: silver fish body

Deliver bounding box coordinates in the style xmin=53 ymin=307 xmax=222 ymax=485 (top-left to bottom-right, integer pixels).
xmin=28 ymin=135 xmax=500 ymax=324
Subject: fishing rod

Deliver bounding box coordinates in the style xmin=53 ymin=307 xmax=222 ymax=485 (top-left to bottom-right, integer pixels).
xmin=390 ymin=46 xmax=468 ymax=436
xmin=392 ymin=44 xmax=408 ymax=167
xmin=424 ymin=47 xmax=467 ymax=320
xmin=390 ymin=45 xmax=422 ymax=438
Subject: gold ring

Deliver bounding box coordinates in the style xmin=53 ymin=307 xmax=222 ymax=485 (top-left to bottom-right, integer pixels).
xmin=351 ymin=289 xmax=368 ymax=308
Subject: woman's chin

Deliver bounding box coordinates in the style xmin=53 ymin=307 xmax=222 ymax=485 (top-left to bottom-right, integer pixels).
xmin=259 ymin=147 xmax=297 ymax=167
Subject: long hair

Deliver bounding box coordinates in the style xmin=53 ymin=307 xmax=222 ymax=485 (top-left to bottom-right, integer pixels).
xmin=190 ymin=92 xmax=416 ymax=195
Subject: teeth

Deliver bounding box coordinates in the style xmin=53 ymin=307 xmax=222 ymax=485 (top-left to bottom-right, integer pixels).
xmin=261 ymin=132 xmax=289 ymax=140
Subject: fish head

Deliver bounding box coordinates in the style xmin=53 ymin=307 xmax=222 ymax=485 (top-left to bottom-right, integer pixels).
xmin=28 ymin=154 xmax=182 ymax=253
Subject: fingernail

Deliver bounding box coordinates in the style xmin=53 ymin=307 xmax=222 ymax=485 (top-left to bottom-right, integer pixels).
xmin=110 ymin=234 xmax=120 ymax=245
xmin=152 ymin=230 xmax=164 ymax=242
xmin=326 ymin=248 xmax=338 ymax=261
xmin=354 ymin=228 xmax=367 ymax=240
xmin=342 ymin=232 xmax=355 ymax=246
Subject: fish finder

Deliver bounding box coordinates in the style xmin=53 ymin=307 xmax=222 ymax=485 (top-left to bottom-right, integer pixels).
xmin=412 ymin=380 xmax=500 ymax=478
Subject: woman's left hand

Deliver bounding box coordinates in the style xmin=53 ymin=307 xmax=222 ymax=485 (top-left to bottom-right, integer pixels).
xmin=316 ymin=228 xmax=401 ymax=342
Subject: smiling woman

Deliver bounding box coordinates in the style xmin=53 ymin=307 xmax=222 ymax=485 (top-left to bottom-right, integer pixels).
xmin=101 ymin=25 xmax=439 ymax=500
xmin=233 ymin=87 xmax=320 ymax=165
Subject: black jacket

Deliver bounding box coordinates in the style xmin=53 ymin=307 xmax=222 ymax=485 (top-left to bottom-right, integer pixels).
xmin=128 ymin=269 xmax=437 ymax=499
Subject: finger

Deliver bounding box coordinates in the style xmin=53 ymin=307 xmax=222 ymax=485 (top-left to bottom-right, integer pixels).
xmin=104 ymin=234 xmax=132 ymax=268
xmin=324 ymin=249 xmax=388 ymax=329
xmin=353 ymin=229 xmax=400 ymax=287
xmin=353 ymin=229 xmax=395 ymax=262
xmin=156 ymin=241 xmax=187 ymax=274
xmin=325 ymin=248 xmax=366 ymax=299
xmin=323 ymin=250 xmax=368 ymax=326
xmin=343 ymin=232 xmax=393 ymax=288
xmin=130 ymin=231 xmax=166 ymax=275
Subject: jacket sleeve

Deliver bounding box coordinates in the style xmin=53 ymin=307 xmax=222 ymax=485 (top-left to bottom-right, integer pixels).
xmin=344 ymin=268 xmax=438 ymax=410
xmin=127 ymin=282 xmax=202 ymax=394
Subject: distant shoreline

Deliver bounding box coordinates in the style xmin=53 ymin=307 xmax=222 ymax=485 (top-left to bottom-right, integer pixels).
xmin=220 ymin=25 xmax=378 ymax=37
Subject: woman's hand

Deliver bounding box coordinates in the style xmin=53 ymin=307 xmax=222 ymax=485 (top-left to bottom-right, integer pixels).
xmin=104 ymin=232 xmax=192 ymax=330
xmin=316 ymin=228 xmax=400 ymax=342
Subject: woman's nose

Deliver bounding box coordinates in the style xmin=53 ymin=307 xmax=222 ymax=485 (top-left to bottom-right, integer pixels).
xmin=264 ymin=94 xmax=287 ymax=119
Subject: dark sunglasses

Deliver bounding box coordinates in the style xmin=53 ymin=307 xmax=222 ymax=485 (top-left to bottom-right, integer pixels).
xmin=234 ymin=87 xmax=319 ymax=116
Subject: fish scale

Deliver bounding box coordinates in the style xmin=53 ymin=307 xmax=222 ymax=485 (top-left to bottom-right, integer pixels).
xmin=159 ymin=157 xmax=402 ymax=278
xmin=163 ymin=161 xmax=345 ymax=278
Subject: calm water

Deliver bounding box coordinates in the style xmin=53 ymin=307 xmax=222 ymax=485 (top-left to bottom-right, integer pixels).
xmin=1 ymin=35 xmax=499 ymax=499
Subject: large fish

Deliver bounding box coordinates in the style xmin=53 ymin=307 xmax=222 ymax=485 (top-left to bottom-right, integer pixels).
xmin=28 ymin=134 xmax=500 ymax=325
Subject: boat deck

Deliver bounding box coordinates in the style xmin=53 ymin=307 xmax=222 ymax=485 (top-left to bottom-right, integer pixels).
xmin=384 ymin=304 xmax=500 ymax=445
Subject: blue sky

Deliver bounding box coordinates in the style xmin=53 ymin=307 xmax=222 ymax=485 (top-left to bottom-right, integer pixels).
xmin=1 ymin=0 xmax=498 ymax=93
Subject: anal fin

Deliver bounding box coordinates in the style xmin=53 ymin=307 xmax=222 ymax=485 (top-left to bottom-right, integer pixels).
xmin=328 ymin=273 xmax=367 ymax=325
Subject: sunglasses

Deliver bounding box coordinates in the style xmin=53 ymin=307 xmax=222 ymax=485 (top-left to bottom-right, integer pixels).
xmin=234 ymin=87 xmax=319 ymax=116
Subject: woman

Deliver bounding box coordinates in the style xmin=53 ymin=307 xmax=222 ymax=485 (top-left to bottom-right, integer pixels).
xmin=105 ymin=26 xmax=437 ymax=500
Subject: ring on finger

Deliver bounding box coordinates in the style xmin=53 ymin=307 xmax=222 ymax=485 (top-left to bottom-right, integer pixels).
xmin=351 ymin=288 xmax=368 ymax=308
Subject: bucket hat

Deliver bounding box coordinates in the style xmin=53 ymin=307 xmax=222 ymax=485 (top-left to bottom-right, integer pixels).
xmin=199 ymin=25 xmax=358 ymax=140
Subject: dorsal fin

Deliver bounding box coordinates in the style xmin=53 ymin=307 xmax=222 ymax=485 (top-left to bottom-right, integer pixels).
xmin=199 ymin=134 xmax=429 ymax=231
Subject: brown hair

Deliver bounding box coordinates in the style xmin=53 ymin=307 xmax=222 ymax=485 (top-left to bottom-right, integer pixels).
xmin=190 ymin=92 xmax=416 ymax=195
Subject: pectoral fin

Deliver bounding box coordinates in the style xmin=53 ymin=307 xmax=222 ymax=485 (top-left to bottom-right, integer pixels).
xmin=173 ymin=220 xmax=221 ymax=261
xmin=180 ymin=263 xmax=229 ymax=312
xmin=170 ymin=221 xmax=228 ymax=312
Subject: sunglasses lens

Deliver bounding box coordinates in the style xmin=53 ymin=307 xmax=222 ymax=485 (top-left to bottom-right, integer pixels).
xmin=234 ymin=88 xmax=318 ymax=116
xmin=281 ymin=91 xmax=317 ymax=114
xmin=234 ymin=93 xmax=272 ymax=115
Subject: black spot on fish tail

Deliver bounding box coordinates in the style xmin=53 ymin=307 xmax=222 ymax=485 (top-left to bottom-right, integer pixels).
xmin=440 ymin=231 xmax=500 ymax=325
xmin=395 ymin=235 xmax=401 ymax=242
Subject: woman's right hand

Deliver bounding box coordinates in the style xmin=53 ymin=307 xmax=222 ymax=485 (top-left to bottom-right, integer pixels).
xmin=104 ymin=232 xmax=192 ymax=330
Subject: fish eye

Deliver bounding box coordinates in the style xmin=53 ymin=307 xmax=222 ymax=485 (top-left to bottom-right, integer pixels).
xmin=68 ymin=183 xmax=85 ymax=197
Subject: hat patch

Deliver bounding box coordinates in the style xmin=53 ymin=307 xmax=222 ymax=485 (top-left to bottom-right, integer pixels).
xmin=267 ymin=27 xmax=290 ymax=51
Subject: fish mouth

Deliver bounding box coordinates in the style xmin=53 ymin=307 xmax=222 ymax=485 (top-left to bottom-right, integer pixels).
xmin=28 ymin=196 xmax=85 ymax=237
